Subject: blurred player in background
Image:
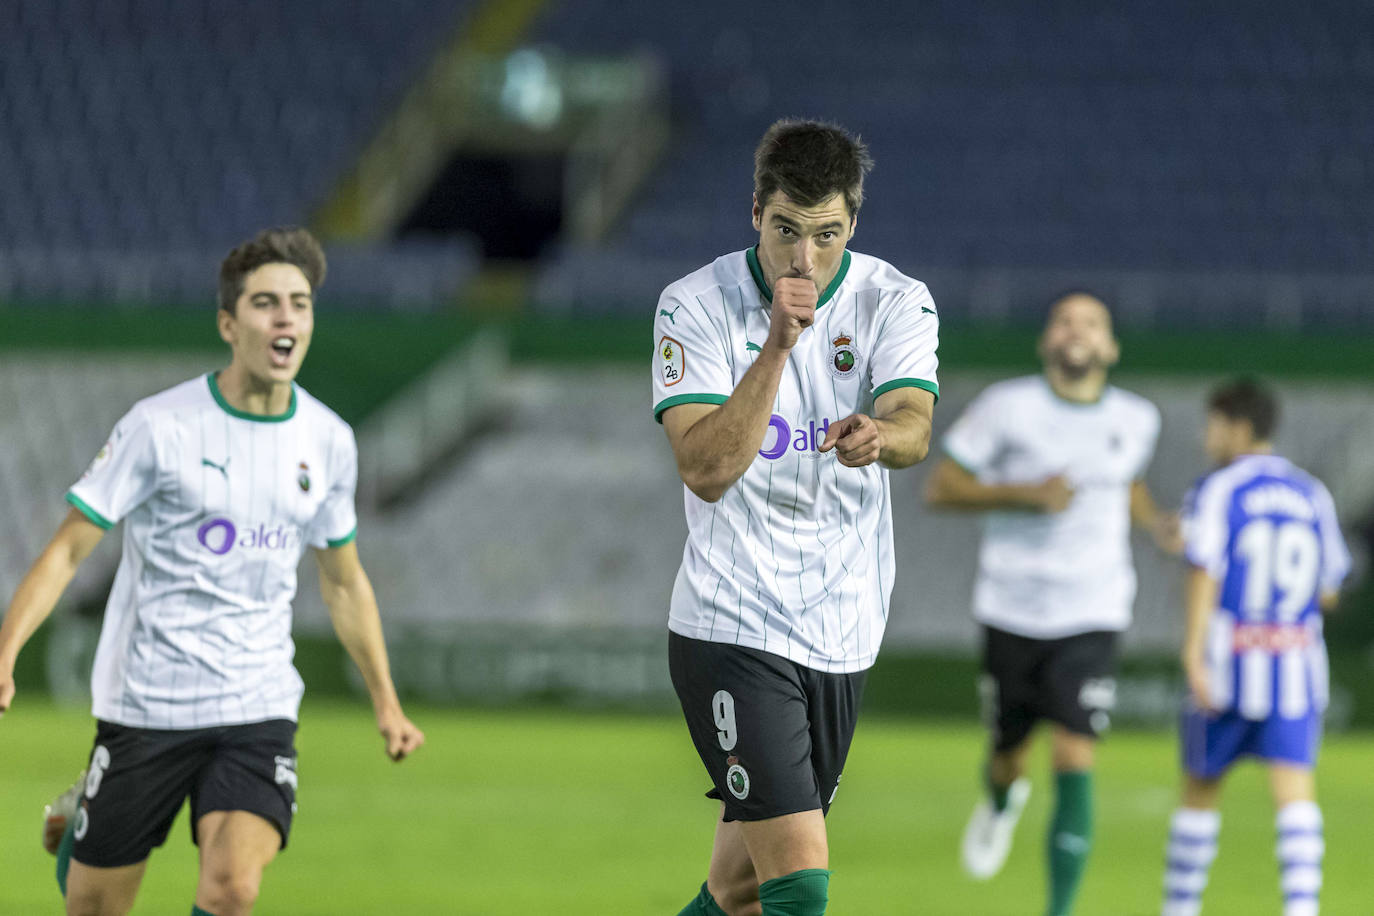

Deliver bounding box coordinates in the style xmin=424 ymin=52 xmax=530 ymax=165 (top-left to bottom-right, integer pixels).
xmin=925 ymin=292 xmax=1177 ymax=916
xmin=653 ymin=119 xmax=939 ymax=915
xmin=0 ymin=227 xmax=424 ymax=916
xmin=1160 ymin=379 xmax=1349 ymax=916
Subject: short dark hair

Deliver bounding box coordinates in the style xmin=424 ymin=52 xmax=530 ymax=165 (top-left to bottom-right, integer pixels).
xmin=1208 ymin=377 xmax=1279 ymax=441
xmin=753 ymin=119 xmax=874 ymax=219
xmin=1045 ymin=288 xmax=1112 ymax=323
xmin=218 ymin=226 xmax=327 ymax=313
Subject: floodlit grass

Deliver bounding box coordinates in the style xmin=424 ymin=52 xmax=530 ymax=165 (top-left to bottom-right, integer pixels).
xmin=2 ymin=699 xmax=1370 ymax=914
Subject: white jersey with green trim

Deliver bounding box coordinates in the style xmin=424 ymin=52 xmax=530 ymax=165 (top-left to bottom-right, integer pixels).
xmin=941 ymin=375 xmax=1160 ymax=639
xmin=652 ymin=246 xmax=940 ymax=673
xmin=66 ymin=373 xmax=358 ymax=729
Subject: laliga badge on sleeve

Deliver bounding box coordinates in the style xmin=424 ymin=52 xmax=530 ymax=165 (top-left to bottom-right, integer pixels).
xmin=660 ymin=335 xmax=684 ymax=387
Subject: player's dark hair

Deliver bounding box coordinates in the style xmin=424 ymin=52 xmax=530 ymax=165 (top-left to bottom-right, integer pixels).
xmin=218 ymin=226 xmax=327 ymax=313
xmin=754 ymin=119 xmax=874 ymax=219
xmin=1208 ymin=377 xmax=1279 ymax=441
xmin=1045 ymin=288 xmax=1112 ymax=323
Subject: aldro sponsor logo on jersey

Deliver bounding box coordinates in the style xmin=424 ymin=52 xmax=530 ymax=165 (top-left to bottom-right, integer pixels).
xmin=759 ymin=415 xmax=831 ymax=460
xmin=196 ymin=517 xmax=303 ymax=555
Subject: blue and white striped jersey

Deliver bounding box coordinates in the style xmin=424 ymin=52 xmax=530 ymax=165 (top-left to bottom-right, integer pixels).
xmin=652 ymin=247 xmax=940 ymax=673
xmin=1183 ymin=454 xmax=1350 ymax=720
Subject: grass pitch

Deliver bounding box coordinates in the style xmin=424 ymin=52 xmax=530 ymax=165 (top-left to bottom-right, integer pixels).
xmin=2 ymin=699 xmax=1371 ymax=914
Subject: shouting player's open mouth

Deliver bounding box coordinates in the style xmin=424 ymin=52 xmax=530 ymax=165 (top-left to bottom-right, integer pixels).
xmin=269 ymin=336 xmax=296 ymax=368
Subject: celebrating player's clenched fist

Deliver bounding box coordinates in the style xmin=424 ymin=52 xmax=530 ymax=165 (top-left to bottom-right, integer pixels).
xmin=766 ymin=276 xmax=817 ymax=350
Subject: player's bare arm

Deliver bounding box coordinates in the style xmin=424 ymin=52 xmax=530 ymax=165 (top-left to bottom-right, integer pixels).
xmin=925 ymin=459 xmax=1074 ymax=513
xmin=0 ymin=509 xmax=106 ymax=717
xmin=662 ymin=277 xmax=817 ymax=502
xmin=819 ymin=386 xmax=934 ymax=469
xmin=314 ymin=542 xmax=425 ymax=761
xmin=1181 ymin=565 xmax=1221 ymax=712
xmin=1130 ymin=479 xmax=1183 ymax=554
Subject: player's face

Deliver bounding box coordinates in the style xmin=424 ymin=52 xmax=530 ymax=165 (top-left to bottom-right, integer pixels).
xmin=1038 ymin=295 xmax=1119 ymax=377
xmin=1203 ymin=410 xmax=1252 ymax=465
xmin=752 ymin=192 xmax=856 ymax=297
xmin=218 ymin=263 xmax=314 ymax=386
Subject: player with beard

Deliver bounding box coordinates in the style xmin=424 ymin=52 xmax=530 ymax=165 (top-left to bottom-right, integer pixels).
xmin=925 ymin=291 xmax=1178 ymax=916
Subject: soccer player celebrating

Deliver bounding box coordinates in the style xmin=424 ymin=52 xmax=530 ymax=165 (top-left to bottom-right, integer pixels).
xmin=925 ymin=292 xmax=1176 ymax=915
xmin=0 ymin=227 xmax=424 ymax=916
xmin=1161 ymin=379 xmax=1349 ymax=916
xmin=653 ymin=119 xmax=939 ymax=916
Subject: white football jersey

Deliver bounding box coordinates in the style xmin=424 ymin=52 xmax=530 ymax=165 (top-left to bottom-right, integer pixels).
xmin=67 ymin=373 xmax=358 ymax=729
xmin=652 ymin=247 xmax=940 ymax=673
xmin=942 ymin=375 xmax=1160 ymax=638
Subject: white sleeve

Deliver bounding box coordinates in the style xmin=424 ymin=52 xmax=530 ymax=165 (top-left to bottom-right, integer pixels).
xmin=1183 ymin=474 xmax=1230 ymax=579
xmin=1313 ymin=482 xmax=1351 ymax=592
xmin=651 ymin=289 xmax=733 ymax=423
xmin=940 ymin=387 xmax=1005 ymax=476
xmin=1134 ymin=401 xmax=1162 ymax=479
xmin=868 ymin=282 xmax=940 ymax=404
xmin=66 ymin=406 xmax=160 ymax=529
xmin=309 ymin=425 xmax=359 ymax=549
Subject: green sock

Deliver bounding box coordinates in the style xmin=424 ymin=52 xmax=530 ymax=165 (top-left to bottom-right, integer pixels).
xmin=55 ymin=819 xmax=76 ymax=896
xmin=191 ymin=907 xmax=219 ymax=916
xmin=985 ymin=761 xmax=1011 ymax=813
xmin=1046 ymin=770 xmax=1093 ymax=916
xmin=758 ymin=868 xmax=830 ymax=915
xmin=676 ymin=882 xmax=728 ymax=916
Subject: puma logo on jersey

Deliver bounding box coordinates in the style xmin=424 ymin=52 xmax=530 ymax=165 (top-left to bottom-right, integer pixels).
xmin=660 ymin=305 xmax=682 ymax=324
xmin=201 ymin=456 xmax=230 ymax=479
xmin=746 ymin=342 xmax=762 ymax=352
xmin=921 ymin=306 xmax=936 ymax=315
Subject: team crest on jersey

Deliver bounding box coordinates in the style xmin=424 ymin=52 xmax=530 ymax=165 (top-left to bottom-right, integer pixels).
xmin=828 ymin=332 xmax=861 ymax=379
xmin=659 ymin=335 xmax=684 ymax=387
xmin=725 ymin=755 xmax=750 ymax=800
xmin=297 ymin=461 xmax=311 ymax=492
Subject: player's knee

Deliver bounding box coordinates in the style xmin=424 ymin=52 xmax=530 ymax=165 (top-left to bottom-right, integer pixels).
xmin=199 ymin=867 xmax=261 ymax=915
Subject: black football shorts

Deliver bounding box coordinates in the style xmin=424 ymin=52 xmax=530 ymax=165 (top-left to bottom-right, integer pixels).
xmin=979 ymin=625 xmax=1119 ymax=752
xmin=669 ymin=631 xmax=867 ymax=823
xmin=71 ymin=718 xmax=298 ymax=868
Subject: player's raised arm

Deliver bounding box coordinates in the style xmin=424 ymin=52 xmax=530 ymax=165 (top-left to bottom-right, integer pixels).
xmin=0 ymin=509 xmax=107 ymax=717
xmin=314 ymin=541 xmax=424 ymax=761
xmin=662 ymin=276 xmax=816 ymax=502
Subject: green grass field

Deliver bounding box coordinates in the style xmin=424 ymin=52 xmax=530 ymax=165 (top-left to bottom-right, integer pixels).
xmin=2 ymin=699 xmax=1371 ymax=914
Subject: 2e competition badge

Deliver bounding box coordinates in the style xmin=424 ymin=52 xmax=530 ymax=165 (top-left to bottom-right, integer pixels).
xmin=659 ymin=335 xmax=684 ymax=387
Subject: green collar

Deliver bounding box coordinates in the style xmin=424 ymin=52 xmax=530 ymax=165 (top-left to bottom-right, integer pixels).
xmin=746 ymin=247 xmax=851 ymax=310
xmin=208 ymin=372 xmax=297 ymax=422
xmin=1042 ymin=374 xmax=1108 ymax=407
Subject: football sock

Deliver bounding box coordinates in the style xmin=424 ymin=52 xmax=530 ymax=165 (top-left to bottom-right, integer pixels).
xmin=191 ymin=907 xmax=220 ymax=916
xmin=1161 ymin=807 xmax=1220 ymax=916
xmin=55 ymin=818 xmax=75 ymax=896
xmin=758 ymin=868 xmax=829 ymax=915
xmin=985 ymin=761 xmax=1012 ymax=813
xmin=676 ymin=882 xmax=729 ymax=916
xmin=1046 ymin=770 xmax=1093 ymax=916
xmin=1276 ymin=801 xmax=1323 ymax=916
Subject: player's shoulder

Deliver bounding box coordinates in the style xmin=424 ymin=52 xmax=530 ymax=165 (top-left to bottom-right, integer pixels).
xmin=1103 ymin=385 xmax=1161 ymax=424
xmin=844 ymin=250 xmax=931 ymax=300
xmin=979 ymin=374 xmax=1045 ymax=406
xmin=661 ymin=249 xmax=750 ymax=302
xmin=292 ymin=385 xmax=354 ymax=442
xmin=123 ymin=374 xmax=216 ymax=425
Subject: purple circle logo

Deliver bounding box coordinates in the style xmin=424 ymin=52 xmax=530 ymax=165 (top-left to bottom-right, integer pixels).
xmin=197 ymin=517 xmax=237 ymax=555
xmin=759 ymin=415 xmax=790 ymax=460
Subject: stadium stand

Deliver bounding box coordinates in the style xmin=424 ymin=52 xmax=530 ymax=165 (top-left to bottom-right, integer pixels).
xmin=0 ymin=0 xmax=481 ymax=306
xmin=530 ymin=0 xmax=1374 ymax=325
